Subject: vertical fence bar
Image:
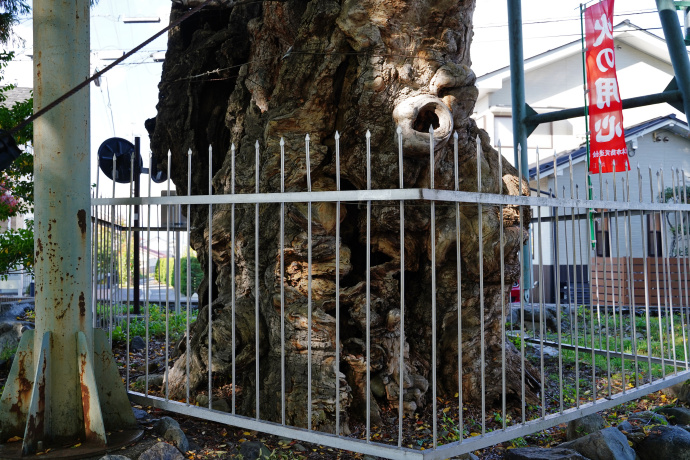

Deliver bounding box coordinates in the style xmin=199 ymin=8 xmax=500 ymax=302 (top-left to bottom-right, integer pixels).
xmin=397 ymin=126 xmax=405 ymax=447
xmin=255 ymin=140 xmax=261 ymax=419
xmin=146 ymin=152 xmax=153 ymax=396
xmin=570 ymin=158 xmax=580 ymax=407
xmin=280 ymin=138 xmax=286 ymax=425
xmin=613 ymin=164 xmax=626 ymax=392
xmin=430 ymin=126 xmax=438 ymax=448
xmin=674 ymin=169 xmax=688 ymax=370
xmin=623 ymin=169 xmax=639 ymax=387
xmin=110 ymin=153 xmax=116 ymax=344
xmin=208 ymin=144 xmax=214 ymax=408
xmin=575 ymin=184 xmax=588 ymax=353
xmin=652 ymin=169 xmax=666 ymax=377
xmin=93 ymin=171 xmax=100 ymax=329
xmin=455 ymin=132 xmax=463 ymax=439
xmin=590 ymin=165 xmax=600 ymax=400
xmin=553 ymin=152 xmax=563 ymax=413
xmin=640 ymin=166 xmax=653 ymax=382
xmin=662 ymin=170 xmax=678 ymax=373
xmin=679 ymin=170 xmax=690 ymax=369
xmin=535 ymin=148 xmax=546 ymax=418
xmin=231 ymin=143 xmax=236 ymax=414
xmin=499 ymin=141 xmax=506 ymax=428
xmin=125 ymin=151 xmax=134 ymax=389
xmin=186 ymin=148 xmax=192 ymax=405
xmin=365 ymin=130 xmax=372 ymax=442
xmin=306 ymin=135 xmax=313 ymax=429
xmin=165 ymin=149 xmax=171 ymax=401
xmin=334 ymin=133 xmax=341 ymax=434
xmin=518 ymin=145 xmax=526 ymax=424
xmin=564 ymin=188 xmax=574 ymax=346
xmin=476 ymin=135 xmax=486 ymax=434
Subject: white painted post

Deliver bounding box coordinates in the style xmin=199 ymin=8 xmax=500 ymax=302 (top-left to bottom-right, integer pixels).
xmin=32 ymin=0 xmax=92 ymax=441
xmin=0 ymin=1 xmax=138 ymax=456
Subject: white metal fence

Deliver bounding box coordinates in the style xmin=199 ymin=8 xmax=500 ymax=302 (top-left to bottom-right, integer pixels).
xmin=91 ymin=131 xmax=690 ymax=459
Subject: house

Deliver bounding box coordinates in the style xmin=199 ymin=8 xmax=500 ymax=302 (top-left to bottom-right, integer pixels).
xmin=474 ymin=21 xmax=685 ymax=166
xmin=473 ymin=22 xmax=690 ymax=304
xmin=529 ymin=114 xmax=690 ymax=305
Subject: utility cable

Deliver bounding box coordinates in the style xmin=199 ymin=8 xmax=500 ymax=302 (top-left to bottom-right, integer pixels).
xmin=7 ymin=0 xmax=217 ymax=137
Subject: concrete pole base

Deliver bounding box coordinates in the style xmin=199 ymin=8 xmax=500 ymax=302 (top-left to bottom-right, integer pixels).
xmin=0 ymin=329 xmax=140 ymax=456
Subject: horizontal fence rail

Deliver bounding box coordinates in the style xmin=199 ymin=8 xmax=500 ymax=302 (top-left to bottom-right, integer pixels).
xmin=90 ymin=131 xmax=690 ymax=459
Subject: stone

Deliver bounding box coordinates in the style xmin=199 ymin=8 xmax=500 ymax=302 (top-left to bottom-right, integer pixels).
xmin=131 ymin=335 xmax=146 ymax=351
xmin=136 ymin=374 xmax=163 ymax=387
xmin=163 ymin=428 xmax=189 ymax=454
xmin=560 ymin=426 xmax=635 ymax=460
xmin=636 ymin=425 xmax=690 ymax=460
xmin=163 ymin=426 xmax=189 ymax=454
xmin=450 ymin=454 xmax=480 ymax=460
xmin=509 ymin=303 xmax=571 ymax=333
xmin=99 ymin=456 xmax=131 ymax=460
xmin=153 ymin=416 xmax=181 ymax=435
xmin=153 ymin=416 xmax=189 ymax=453
xmin=132 ymin=407 xmax=149 ymax=421
xmin=627 ymin=410 xmax=668 ymax=426
xmin=239 ymin=441 xmax=272 ymax=460
xmin=504 ymin=447 xmax=589 ymax=460
xmin=661 ymin=380 xmax=690 ymax=403
xmin=138 ymin=442 xmax=185 ymax=460
xmin=616 ymin=421 xmax=634 ymax=433
xmin=209 ymin=398 xmax=230 ymax=412
xmin=655 ymin=406 xmax=690 ymax=425
xmin=194 ymin=395 xmax=230 ymax=412
xmin=566 ymin=413 xmax=607 ymax=441
xmin=293 ymin=443 xmax=308 ymax=452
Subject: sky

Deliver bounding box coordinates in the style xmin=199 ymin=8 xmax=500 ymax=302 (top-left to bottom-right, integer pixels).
xmin=472 ymin=1 xmax=667 ymax=76
xmin=0 ymin=0 xmax=679 ymax=202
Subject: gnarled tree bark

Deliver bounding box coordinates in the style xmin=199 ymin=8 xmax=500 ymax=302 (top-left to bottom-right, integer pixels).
xmin=149 ymin=0 xmax=538 ymax=433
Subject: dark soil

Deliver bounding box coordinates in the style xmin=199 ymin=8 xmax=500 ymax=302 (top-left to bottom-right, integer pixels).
xmin=0 ymin=313 xmax=677 ymax=459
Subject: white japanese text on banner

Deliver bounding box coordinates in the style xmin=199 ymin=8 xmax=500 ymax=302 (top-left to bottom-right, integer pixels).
xmin=585 ymin=0 xmax=629 ymax=173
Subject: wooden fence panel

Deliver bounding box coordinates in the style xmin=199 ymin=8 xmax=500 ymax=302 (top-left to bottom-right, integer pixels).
xmin=591 ymin=257 xmax=690 ymax=307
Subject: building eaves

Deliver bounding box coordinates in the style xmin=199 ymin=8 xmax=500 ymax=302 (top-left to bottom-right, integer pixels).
xmin=528 ymin=114 xmax=687 ymax=180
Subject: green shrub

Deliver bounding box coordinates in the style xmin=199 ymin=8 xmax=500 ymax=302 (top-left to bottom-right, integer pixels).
xmin=155 ymin=255 xmax=203 ymax=296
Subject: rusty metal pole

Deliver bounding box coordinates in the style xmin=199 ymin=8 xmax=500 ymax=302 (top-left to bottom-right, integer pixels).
xmin=0 ymin=1 xmax=139 ymax=456
xmin=33 ymin=0 xmax=93 ymax=442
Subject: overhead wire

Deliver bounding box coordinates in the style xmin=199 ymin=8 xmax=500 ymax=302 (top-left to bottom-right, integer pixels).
xmin=7 ymin=0 xmax=219 ymax=136
xmin=3 ymin=1 xmax=671 ymax=136
xmin=475 ymin=8 xmax=658 ymax=29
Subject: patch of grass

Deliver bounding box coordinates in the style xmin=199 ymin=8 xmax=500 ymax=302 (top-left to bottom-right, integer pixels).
xmin=109 ymin=304 xmax=196 ymax=342
xmin=0 ymin=345 xmax=16 ymax=361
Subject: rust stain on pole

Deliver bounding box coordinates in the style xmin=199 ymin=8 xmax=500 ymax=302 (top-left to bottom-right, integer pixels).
xmin=79 ymin=292 xmax=85 ymax=317
xmin=79 ymin=353 xmax=90 ymax=425
xmin=77 ymin=209 xmax=86 ymax=235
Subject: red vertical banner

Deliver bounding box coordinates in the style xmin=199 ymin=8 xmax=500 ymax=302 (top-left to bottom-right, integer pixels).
xmin=585 ymin=0 xmax=629 ymax=173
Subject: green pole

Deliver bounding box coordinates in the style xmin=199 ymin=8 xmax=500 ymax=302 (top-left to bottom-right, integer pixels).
xmin=657 ymin=0 xmax=690 ymax=120
xmin=507 ymin=0 xmax=531 ymax=291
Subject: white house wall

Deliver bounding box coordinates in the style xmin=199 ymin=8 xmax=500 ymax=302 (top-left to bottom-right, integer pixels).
xmin=475 ymin=38 xmax=684 ymax=167
xmin=533 ymin=131 xmax=690 ymax=272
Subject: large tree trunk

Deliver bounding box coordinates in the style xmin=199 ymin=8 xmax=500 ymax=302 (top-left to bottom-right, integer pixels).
xmin=149 ymin=0 xmax=538 ymax=432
